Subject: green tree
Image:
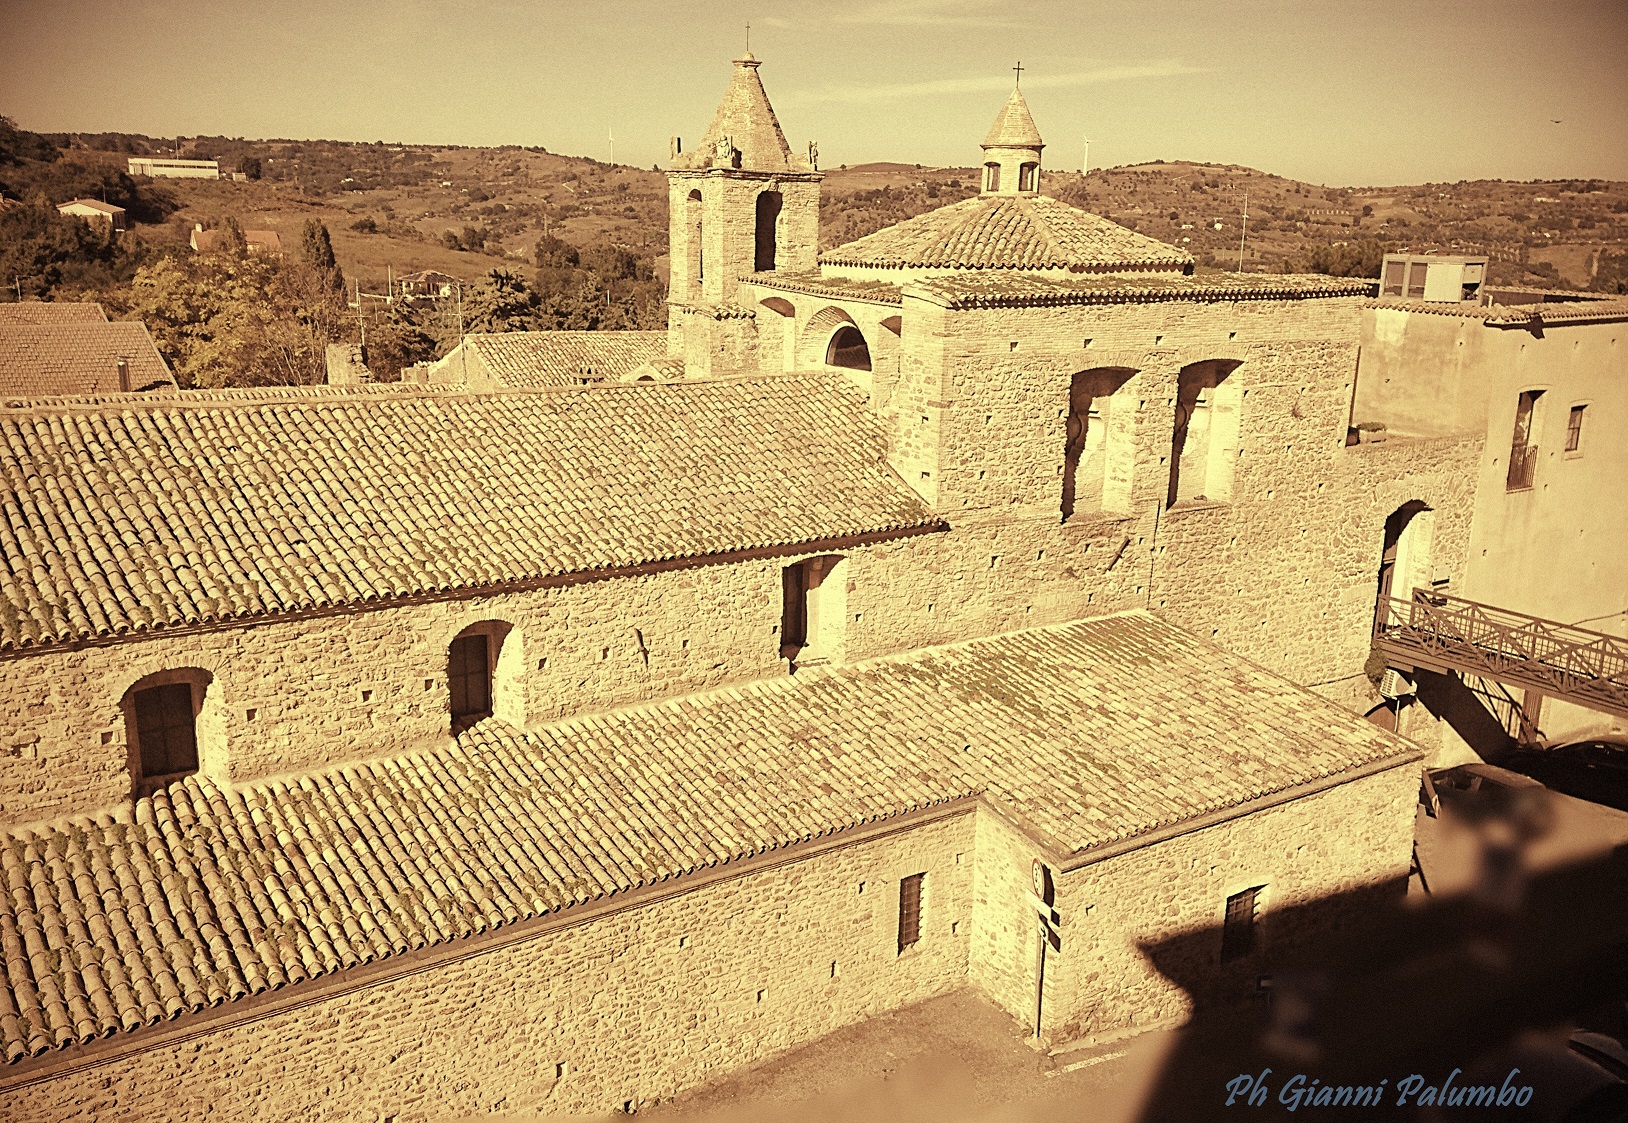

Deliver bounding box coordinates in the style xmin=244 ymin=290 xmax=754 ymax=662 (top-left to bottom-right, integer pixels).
xmin=128 ymin=251 xmax=337 ymax=388
xmin=0 ymin=116 xmax=59 ymax=165
xmin=0 ymin=203 xmax=120 ymax=298
xmin=1282 ymin=239 xmax=1393 ymax=278
xmin=461 ymin=268 xmax=542 ymax=333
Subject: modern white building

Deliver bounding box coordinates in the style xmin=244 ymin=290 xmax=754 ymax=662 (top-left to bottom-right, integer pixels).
xmin=126 ymin=157 xmax=221 ymax=179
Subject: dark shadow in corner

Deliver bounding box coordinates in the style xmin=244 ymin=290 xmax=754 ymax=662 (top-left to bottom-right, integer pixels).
xmin=1414 ymin=668 xmax=1518 ymax=758
xmin=1128 ymin=838 xmax=1628 ymax=1121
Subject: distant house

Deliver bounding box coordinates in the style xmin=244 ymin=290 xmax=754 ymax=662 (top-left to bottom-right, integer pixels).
xmin=56 ymin=199 xmax=127 ymax=232
xmin=427 ymin=331 xmax=669 ymax=389
xmin=0 ymin=318 xmax=177 ymax=398
xmin=127 ymin=157 xmax=220 ymax=179
xmin=397 ymin=270 xmax=459 ymax=300
xmin=0 ymin=301 xmax=109 ymax=325
xmin=189 ymin=223 xmax=283 ymax=256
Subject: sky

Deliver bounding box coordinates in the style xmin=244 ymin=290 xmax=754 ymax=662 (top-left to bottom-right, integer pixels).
xmin=2 ymin=0 xmax=1625 ymax=186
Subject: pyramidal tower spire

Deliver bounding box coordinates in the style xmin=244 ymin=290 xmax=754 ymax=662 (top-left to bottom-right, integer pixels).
xmin=665 ymin=54 xmax=822 ymax=378
xmin=672 ymin=53 xmax=809 ymax=174
xmin=980 ymin=80 xmax=1045 ymax=195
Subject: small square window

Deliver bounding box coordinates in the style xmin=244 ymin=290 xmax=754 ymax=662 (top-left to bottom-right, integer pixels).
xmin=1221 ymin=886 xmax=1262 ymax=962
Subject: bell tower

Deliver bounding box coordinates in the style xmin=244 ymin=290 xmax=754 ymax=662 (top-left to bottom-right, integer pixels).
xmin=979 ymin=80 xmax=1045 ymax=196
xmin=666 ymin=53 xmax=822 ymax=377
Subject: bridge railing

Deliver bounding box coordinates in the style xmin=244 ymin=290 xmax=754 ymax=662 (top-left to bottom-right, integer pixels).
xmin=1373 ymin=589 xmax=1628 ymax=720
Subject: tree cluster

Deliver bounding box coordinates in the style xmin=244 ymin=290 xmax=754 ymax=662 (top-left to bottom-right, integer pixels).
xmin=122 ymin=218 xmax=350 ymax=389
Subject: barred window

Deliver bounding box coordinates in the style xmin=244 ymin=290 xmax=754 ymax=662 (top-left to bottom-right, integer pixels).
xmin=1221 ymin=886 xmax=1262 ymax=962
xmin=898 ymin=873 xmax=925 ymax=953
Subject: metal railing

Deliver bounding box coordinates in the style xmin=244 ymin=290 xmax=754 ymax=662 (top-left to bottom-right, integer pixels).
xmin=1374 ymin=589 xmax=1628 ymax=720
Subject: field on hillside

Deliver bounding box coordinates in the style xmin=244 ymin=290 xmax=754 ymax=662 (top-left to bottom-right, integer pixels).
xmin=8 ymin=128 xmax=1628 ymax=295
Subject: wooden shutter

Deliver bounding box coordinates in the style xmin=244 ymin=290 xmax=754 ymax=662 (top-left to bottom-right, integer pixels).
xmin=898 ymin=873 xmax=925 ymax=952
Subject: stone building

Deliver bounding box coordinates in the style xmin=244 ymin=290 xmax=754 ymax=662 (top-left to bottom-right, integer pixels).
xmin=0 ymin=56 xmax=1482 ymax=1120
xmin=1354 ymin=285 xmax=1628 ymax=750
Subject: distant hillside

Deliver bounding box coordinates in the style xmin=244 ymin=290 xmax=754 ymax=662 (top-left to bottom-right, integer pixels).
xmin=6 ymin=122 xmax=1628 ymax=298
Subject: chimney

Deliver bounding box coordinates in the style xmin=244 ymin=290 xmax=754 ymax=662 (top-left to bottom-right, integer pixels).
xmin=116 ymin=357 xmax=130 ymax=392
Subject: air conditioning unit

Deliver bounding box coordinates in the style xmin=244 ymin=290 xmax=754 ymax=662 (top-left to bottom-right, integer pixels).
xmin=1379 ymin=668 xmax=1416 ymax=700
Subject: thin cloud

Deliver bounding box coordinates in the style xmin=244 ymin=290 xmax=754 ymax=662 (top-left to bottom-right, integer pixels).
xmin=832 ymin=0 xmax=1023 ymax=27
xmin=785 ymin=62 xmax=1205 ymax=105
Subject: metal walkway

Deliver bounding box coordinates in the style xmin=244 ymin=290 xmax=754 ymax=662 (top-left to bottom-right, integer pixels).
xmin=1374 ymin=589 xmax=1628 ymax=721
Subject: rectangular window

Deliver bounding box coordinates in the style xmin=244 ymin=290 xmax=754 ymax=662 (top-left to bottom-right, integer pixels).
xmin=1381 ymin=259 xmax=1405 ymax=296
xmin=1406 ymin=262 xmax=1429 ymax=300
xmin=984 ymin=163 xmax=1000 ymax=192
xmin=1506 ymin=389 xmax=1543 ymax=490
xmin=133 ymin=683 xmax=199 ymax=778
xmin=1221 ymin=886 xmax=1261 ymax=962
xmin=898 ymin=873 xmax=925 ymax=953
xmin=780 ymin=563 xmax=809 ymax=657
xmin=449 ymin=633 xmax=491 ymax=720
xmin=1566 ymin=404 xmax=1586 ymax=454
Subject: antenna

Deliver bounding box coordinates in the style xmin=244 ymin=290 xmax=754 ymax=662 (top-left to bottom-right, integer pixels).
xmin=745 ymin=21 xmax=750 ymax=52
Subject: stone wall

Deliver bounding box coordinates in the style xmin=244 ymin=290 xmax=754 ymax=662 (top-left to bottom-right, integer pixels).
xmin=2 ymin=811 xmax=977 ymax=1122
xmin=0 ymin=409 xmax=1477 ymax=828
xmin=1044 ymin=765 xmax=1417 ymax=1046
xmin=2 ymin=767 xmax=1417 ymax=1120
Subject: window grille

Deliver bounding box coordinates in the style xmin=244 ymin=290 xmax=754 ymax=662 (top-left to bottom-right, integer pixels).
xmin=898 ymin=873 xmax=925 ymax=952
xmin=1221 ymin=886 xmax=1261 ymax=962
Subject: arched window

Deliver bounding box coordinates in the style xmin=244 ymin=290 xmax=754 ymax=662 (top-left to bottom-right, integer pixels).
xmin=781 ymin=555 xmax=848 ymax=670
xmin=825 ymin=325 xmax=872 ymax=371
xmin=1018 ymin=163 xmax=1038 ymax=192
xmin=754 ymin=190 xmax=782 ymax=272
xmin=1167 ymin=359 xmax=1244 ymax=508
xmin=1061 ymin=367 xmax=1137 ymax=520
xmin=123 ymin=669 xmax=214 ymax=788
xmin=685 ymin=189 xmax=704 ymax=292
xmin=984 ymin=163 xmax=1001 ymax=192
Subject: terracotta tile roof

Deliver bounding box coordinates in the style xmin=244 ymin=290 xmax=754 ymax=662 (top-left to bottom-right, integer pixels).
xmin=669 ymin=54 xmax=812 ymax=175
xmin=189 ymin=229 xmax=282 ymax=254
xmin=0 ymin=303 xmax=107 ymax=325
xmin=912 ymin=271 xmax=1374 ymax=310
xmin=983 ymin=87 xmax=1044 ymax=149
xmin=463 ymin=330 xmax=669 ymax=388
xmin=0 ymin=612 xmax=1413 ymax=1063
xmin=820 ymin=195 xmax=1193 ymax=272
xmin=0 ymin=375 xmax=938 ymax=652
xmin=746 ymin=272 xmax=904 ymax=306
xmin=1369 ymin=295 xmax=1628 ymax=326
xmin=0 ymin=322 xmax=175 ymax=397
xmin=624 ymin=356 xmax=687 ymax=381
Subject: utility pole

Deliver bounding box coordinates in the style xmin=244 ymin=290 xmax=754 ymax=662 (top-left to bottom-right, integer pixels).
xmin=1238 ymin=191 xmax=1249 ymax=273
xmin=457 ymin=283 xmax=467 ymax=383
